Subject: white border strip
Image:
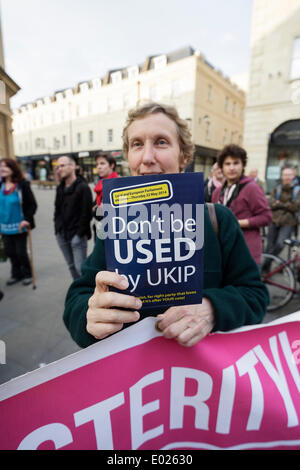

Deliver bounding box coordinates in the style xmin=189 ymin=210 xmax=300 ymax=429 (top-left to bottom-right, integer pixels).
xmin=161 ymin=439 xmax=300 ymax=450
xmin=0 ymin=312 xmax=299 ymax=402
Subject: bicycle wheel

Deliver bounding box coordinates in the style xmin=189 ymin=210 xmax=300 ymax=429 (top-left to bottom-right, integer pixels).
xmin=261 ymin=253 xmax=296 ymax=312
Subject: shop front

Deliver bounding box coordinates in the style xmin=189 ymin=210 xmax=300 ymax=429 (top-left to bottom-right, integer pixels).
xmin=187 ymin=145 xmax=219 ymax=178
xmin=266 ymin=119 xmax=300 ymax=193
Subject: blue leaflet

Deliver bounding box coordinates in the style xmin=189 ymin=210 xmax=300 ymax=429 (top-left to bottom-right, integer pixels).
xmin=102 ymin=173 xmax=204 ymax=308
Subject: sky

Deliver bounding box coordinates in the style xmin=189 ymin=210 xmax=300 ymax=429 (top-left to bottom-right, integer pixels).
xmin=1 ymin=0 xmax=253 ymax=109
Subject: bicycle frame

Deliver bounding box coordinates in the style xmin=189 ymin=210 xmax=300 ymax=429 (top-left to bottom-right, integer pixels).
xmin=263 ymin=254 xmax=300 ymax=294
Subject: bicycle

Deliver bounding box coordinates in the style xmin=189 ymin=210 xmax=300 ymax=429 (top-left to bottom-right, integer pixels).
xmin=261 ymin=239 xmax=300 ymax=311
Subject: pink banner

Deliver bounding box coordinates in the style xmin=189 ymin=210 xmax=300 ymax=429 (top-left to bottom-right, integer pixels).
xmin=0 ymin=313 xmax=300 ymax=450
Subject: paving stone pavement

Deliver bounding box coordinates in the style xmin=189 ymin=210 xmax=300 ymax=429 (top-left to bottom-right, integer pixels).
xmin=0 ymin=185 xmax=94 ymax=385
xmin=0 ymin=185 xmax=299 ymax=385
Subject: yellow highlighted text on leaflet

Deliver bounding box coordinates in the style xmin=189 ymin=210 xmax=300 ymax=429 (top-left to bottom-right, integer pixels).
xmin=112 ymin=183 xmax=170 ymax=206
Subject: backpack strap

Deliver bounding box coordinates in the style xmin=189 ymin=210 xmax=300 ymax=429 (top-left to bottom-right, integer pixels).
xmin=292 ymin=185 xmax=300 ymax=201
xmin=206 ymin=203 xmax=219 ymax=237
xmin=275 ymin=184 xmax=281 ymax=200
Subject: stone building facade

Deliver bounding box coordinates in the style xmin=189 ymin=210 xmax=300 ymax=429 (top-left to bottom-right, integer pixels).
xmin=243 ymin=0 xmax=300 ymax=191
xmin=12 ymin=46 xmax=245 ymax=181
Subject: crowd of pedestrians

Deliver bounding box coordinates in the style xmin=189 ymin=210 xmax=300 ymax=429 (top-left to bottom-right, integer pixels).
xmin=0 ymin=152 xmax=119 ymax=299
xmin=0 ymin=106 xmax=299 ymax=312
xmin=205 ymin=146 xmax=300 ymax=271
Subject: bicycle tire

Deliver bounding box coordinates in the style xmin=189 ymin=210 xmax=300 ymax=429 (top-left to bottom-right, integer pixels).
xmin=261 ymin=253 xmax=296 ymax=312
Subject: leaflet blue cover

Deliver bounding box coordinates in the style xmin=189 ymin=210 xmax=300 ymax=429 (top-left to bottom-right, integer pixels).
xmin=102 ymin=172 xmax=204 ymax=308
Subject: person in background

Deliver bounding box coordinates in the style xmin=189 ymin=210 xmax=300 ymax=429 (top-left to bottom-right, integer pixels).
xmin=92 ymin=153 xmax=119 ymax=240
xmin=63 ymin=102 xmax=269 ymax=349
xmin=212 ymin=144 xmax=272 ymax=269
xmin=39 ymin=161 xmax=47 ymax=182
xmin=204 ymin=162 xmax=225 ymax=202
xmin=0 ymin=158 xmax=37 ymax=286
xmin=54 ymin=155 xmax=93 ymax=280
xmin=248 ymin=168 xmax=266 ymax=193
xmin=263 ymin=165 xmax=300 ymax=270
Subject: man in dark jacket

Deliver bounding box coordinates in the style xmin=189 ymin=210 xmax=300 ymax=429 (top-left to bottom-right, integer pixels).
xmin=54 ymin=156 xmax=92 ymax=280
xmin=264 ymin=165 xmax=300 ymax=264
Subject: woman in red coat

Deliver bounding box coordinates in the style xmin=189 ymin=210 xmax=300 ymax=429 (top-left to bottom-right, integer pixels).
xmin=92 ymin=153 xmax=119 ymax=239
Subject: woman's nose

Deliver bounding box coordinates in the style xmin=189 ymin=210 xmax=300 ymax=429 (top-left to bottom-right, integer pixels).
xmin=142 ymin=142 xmax=156 ymax=163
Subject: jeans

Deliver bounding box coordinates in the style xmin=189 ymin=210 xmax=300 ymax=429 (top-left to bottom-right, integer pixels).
xmin=2 ymin=232 xmax=32 ymax=279
xmin=265 ymin=223 xmax=293 ymax=258
xmin=56 ymin=233 xmax=87 ymax=280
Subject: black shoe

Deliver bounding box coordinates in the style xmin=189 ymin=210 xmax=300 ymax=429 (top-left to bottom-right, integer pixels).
xmin=6 ymin=278 xmax=22 ymax=286
xmin=22 ymin=278 xmax=32 ymax=286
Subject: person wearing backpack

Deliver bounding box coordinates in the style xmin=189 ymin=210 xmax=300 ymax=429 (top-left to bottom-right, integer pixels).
xmin=212 ymin=144 xmax=272 ymax=269
xmin=263 ymin=165 xmax=300 ymax=270
xmin=63 ymin=102 xmax=269 ymax=348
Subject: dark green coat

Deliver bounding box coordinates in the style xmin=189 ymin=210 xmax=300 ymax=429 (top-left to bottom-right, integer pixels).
xmin=63 ymin=204 xmax=269 ymax=348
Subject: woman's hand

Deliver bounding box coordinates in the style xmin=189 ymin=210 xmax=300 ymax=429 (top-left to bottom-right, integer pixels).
xmin=86 ymin=271 xmax=142 ymax=340
xmin=155 ymin=298 xmax=215 ymax=347
xmin=19 ymin=220 xmax=30 ymax=231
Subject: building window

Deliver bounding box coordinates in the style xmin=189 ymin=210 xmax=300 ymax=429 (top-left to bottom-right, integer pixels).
xmin=62 ymin=135 xmax=67 ymax=147
xmin=111 ymin=71 xmax=122 ymax=85
xmin=232 ymin=102 xmax=236 ymax=117
xmin=80 ymin=82 xmax=89 ymax=93
xmin=207 ymin=84 xmax=213 ymax=102
xmin=107 ymin=129 xmax=113 ymax=143
xmin=225 ymin=96 xmax=229 ymax=112
xmin=223 ymin=128 xmax=227 ymax=144
xmin=127 ymin=65 xmax=139 ymax=80
xmin=77 ymin=132 xmax=81 ymax=145
xmin=53 ymin=138 xmax=60 ymax=150
xmin=92 ymin=78 xmax=101 ymax=89
xmin=0 ymin=80 xmax=5 ymax=104
xmin=290 ymin=37 xmax=300 ymax=80
xmin=153 ymin=55 xmax=167 ymax=70
xmin=205 ymin=119 xmax=211 ymax=141
xmin=89 ymin=130 xmax=94 ymax=143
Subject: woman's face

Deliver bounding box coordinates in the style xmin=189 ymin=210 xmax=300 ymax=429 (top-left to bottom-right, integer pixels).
xmin=96 ymin=157 xmax=114 ymax=178
xmin=126 ymin=113 xmax=187 ymax=176
xmin=0 ymin=162 xmax=13 ymax=180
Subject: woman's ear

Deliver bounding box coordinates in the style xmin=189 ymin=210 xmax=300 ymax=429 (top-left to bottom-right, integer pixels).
xmin=179 ymin=153 xmax=189 ymax=171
